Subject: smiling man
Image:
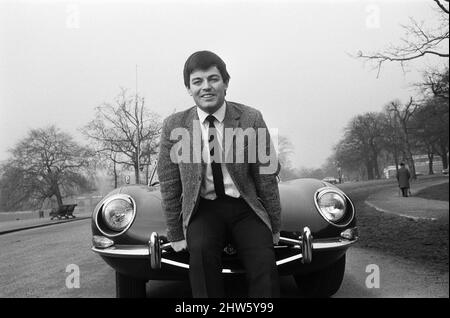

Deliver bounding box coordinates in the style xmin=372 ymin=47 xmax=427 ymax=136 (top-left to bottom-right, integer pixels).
xmin=157 ymin=51 xmax=281 ymax=298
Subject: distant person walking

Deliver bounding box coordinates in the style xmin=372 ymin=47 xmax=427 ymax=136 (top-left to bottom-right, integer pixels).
xmin=396 ymin=162 xmax=411 ymax=197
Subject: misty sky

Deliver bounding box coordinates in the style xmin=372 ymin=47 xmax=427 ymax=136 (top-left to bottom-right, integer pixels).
xmin=0 ymin=0 xmax=446 ymax=169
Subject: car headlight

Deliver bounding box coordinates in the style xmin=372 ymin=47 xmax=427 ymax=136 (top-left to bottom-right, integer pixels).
xmin=102 ymin=199 xmax=134 ymax=231
xmin=316 ymin=190 xmax=346 ymax=223
xmin=99 ymin=194 xmax=136 ymax=233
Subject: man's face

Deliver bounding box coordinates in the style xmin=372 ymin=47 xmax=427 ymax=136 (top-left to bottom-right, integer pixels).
xmin=187 ymin=66 xmax=228 ymax=113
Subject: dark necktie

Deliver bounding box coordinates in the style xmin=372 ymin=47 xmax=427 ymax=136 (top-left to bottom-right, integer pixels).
xmin=206 ymin=115 xmax=226 ymax=198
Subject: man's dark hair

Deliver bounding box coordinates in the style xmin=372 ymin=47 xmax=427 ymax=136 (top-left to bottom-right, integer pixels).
xmin=400 ymin=162 xmax=405 ymax=166
xmin=183 ymin=51 xmax=230 ymax=88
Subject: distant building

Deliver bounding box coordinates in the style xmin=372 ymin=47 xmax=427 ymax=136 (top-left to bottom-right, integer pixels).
xmin=383 ymin=165 xmax=398 ymax=179
xmin=413 ymin=154 xmax=444 ymax=175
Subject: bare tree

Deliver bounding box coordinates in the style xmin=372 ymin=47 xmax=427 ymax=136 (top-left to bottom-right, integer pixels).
xmin=91 ymin=149 xmax=121 ymax=189
xmin=0 ymin=126 xmax=94 ymax=211
xmin=380 ymin=108 xmax=404 ymax=176
xmin=357 ymin=0 xmax=449 ymax=77
xmin=417 ymin=66 xmax=449 ymax=170
xmin=333 ymin=112 xmax=387 ymax=180
xmin=419 ymin=66 xmax=449 ymax=100
xmin=277 ymin=135 xmax=300 ymax=181
xmin=83 ymin=88 xmax=162 ymax=185
xmin=358 ymin=113 xmax=386 ymax=179
xmin=413 ymin=96 xmax=449 ymax=170
xmin=386 ymin=98 xmax=421 ymax=178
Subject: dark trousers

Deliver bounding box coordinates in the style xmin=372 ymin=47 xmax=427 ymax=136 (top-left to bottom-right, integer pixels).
xmin=186 ymin=196 xmax=280 ymax=298
xmin=401 ymin=187 xmax=409 ymax=197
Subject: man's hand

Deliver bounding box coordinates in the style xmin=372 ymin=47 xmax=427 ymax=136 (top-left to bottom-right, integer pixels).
xmin=272 ymin=232 xmax=280 ymax=245
xmin=171 ymin=239 xmax=187 ymax=252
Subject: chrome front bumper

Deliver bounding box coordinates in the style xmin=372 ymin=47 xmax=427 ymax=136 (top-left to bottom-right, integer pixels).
xmin=92 ymin=227 xmax=358 ymax=274
xmin=92 ymin=226 xmax=358 ymax=273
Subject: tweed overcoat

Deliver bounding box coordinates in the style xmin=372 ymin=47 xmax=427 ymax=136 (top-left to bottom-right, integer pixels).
xmin=157 ymin=101 xmax=282 ymax=242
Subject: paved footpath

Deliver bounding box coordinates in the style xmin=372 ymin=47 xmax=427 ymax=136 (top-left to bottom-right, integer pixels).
xmin=365 ymin=176 xmax=449 ymax=221
xmin=0 ymin=212 xmax=92 ymax=235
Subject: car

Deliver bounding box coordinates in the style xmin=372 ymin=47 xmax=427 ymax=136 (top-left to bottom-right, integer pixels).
xmin=443 ymin=168 xmax=449 ymax=175
xmin=91 ymin=171 xmax=358 ymax=298
xmin=322 ymin=177 xmax=339 ymax=184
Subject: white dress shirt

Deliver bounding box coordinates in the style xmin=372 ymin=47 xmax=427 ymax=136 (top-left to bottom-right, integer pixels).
xmin=196 ymin=102 xmax=240 ymax=200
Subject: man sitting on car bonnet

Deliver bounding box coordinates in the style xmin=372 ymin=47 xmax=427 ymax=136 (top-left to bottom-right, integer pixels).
xmin=157 ymin=50 xmax=282 ymax=298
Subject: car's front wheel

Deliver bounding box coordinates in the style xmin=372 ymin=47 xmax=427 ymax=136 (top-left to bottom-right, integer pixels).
xmin=294 ymin=254 xmax=346 ymax=298
xmin=115 ymin=272 xmax=147 ymax=298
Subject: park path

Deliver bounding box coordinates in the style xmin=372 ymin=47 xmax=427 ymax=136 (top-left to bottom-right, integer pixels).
xmin=365 ymin=176 xmax=449 ymax=221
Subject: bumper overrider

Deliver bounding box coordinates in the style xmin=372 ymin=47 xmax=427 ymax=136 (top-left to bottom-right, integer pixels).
xmin=92 ymin=226 xmax=358 ymax=274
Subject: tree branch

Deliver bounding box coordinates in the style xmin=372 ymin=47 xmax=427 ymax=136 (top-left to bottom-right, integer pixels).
xmin=434 ymin=0 xmax=450 ymax=14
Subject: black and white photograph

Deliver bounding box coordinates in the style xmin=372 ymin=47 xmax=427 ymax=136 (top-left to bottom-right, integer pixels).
xmin=0 ymin=0 xmax=448 ymax=303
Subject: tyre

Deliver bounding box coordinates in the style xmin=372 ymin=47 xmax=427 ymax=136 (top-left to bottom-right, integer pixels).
xmin=294 ymin=254 xmax=346 ymax=298
xmin=115 ymin=271 xmax=147 ymax=298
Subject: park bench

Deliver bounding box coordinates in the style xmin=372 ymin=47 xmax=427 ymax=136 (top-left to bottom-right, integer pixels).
xmin=49 ymin=204 xmax=77 ymax=220
xmin=66 ymin=204 xmax=77 ymax=218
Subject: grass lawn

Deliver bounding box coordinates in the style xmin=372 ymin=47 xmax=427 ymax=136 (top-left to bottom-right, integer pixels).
xmin=341 ymin=178 xmax=449 ymax=273
xmin=415 ymin=182 xmax=449 ymax=201
xmin=355 ymin=202 xmax=449 ymax=273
